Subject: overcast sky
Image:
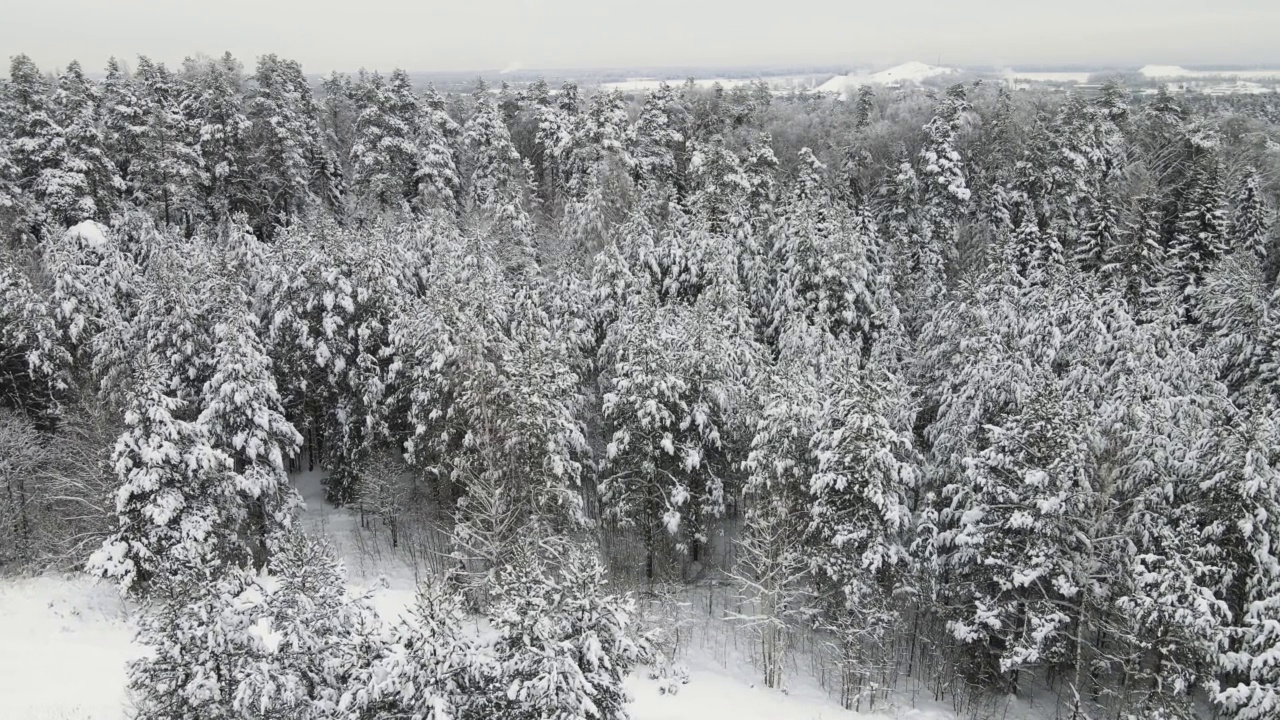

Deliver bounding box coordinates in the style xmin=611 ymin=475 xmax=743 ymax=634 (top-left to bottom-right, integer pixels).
xmin=4 ymin=0 xmax=1279 ymax=74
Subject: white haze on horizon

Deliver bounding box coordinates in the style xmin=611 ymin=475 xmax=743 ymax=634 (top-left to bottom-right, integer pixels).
xmin=3 ymin=0 xmax=1278 ymax=75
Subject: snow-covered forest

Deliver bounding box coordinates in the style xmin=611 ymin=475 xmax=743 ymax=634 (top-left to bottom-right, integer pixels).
xmin=2 ymin=51 xmax=1280 ymax=720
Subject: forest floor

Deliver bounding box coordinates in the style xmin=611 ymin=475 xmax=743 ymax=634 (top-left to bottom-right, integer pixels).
xmin=0 ymin=469 xmax=966 ymax=720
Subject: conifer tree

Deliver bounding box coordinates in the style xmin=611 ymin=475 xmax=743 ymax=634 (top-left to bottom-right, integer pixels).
xmin=246 ymin=55 xmax=331 ymax=234
xmin=629 ymin=83 xmax=684 ymax=192
xmin=918 ymin=83 xmax=971 ymax=262
xmin=1231 ymin=167 xmax=1272 ymax=265
xmin=462 ymin=85 xmax=522 ymax=211
xmin=49 ymin=61 xmax=122 ymax=224
xmin=1170 ymin=157 xmax=1229 ymax=317
xmin=198 ymin=310 xmax=303 ymax=568
xmin=1075 ymin=184 xmax=1122 ymax=273
xmin=766 ymin=149 xmax=878 ymax=351
xmin=4 ymin=54 xmax=65 ymax=231
xmin=184 ymin=53 xmax=252 ymax=223
xmin=100 ymin=57 xmax=148 ymax=205
xmin=132 ymin=57 xmax=201 ymax=229
xmin=350 ymin=69 xmax=421 ymax=210
xmin=415 ymin=84 xmax=461 ymax=214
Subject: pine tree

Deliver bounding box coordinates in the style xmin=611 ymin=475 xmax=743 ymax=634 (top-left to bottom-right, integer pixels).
xmin=128 ymin=532 xmax=385 ymax=719
xmin=87 ymin=367 xmax=235 ymax=592
xmin=1209 ymin=397 xmax=1280 ymax=720
xmin=415 ymin=84 xmax=461 ymax=214
xmin=319 ymin=71 xmax=357 ymax=183
xmin=197 ymin=310 xmax=303 ymax=569
xmin=745 ymin=321 xmax=914 ymax=703
xmin=486 ymin=540 xmax=648 ymax=720
xmin=348 ymin=578 xmax=480 ymax=719
xmin=132 ymin=57 xmax=201 ymax=229
xmin=886 ymin=149 xmax=945 ymax=330
xmin=246 ymin=55 xmax=329 ymax=234
xmin=918 ymin=83 xmax=971 ymax=265
xmin=629 ymin=83 xmax=684 ymax=192
xmin=1231 ymin=167 xmax=1272 ymax=264
xmin=350 ymin=69 xmax=421 ymax=210
xmin=48 ymin=60 xmax=122 ymax=224
xmin=853 ymin=85 xmax=876 ymax=130
xmin=1108 ymin=195 xmax=1169 ymax=315
xmin=937 ymin=381 xmax=1096 ymax=689
xmin=0 ymin=264 xmax=72 ymax=423
xmin=766 ymin=149 xmax=878 ymax=351
xmin=4 ymin=54 xmax=65 ymax=231
xmin=687 ymin=135 xmax=748 ymax=234
xmin=1075 ymin=183 xmax=1122 ymax=273
xmin=1170 ymin=157 xmax=1229 ymax=318
xmin=184 ymin=53 xmax=252 ymax=223
xmin=100 ymin=57 xmax=148 ymax=205
xmin=462 ymin=85 xmax=522 ymax=211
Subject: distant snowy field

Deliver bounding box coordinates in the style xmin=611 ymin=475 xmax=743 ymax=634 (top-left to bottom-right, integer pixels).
xmin=602 ymin=75 xmax=823 ymax=94
xmin=1002 ymin=71 xmax=1094 ymax=84
xmin=0 ymin=469 xmax=964 ymax=720
xmin=1138 ymin=64 xmax=1280 ymax=80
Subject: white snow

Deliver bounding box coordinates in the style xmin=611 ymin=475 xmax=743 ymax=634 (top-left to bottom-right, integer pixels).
xmin=1002 ymin=70 xmax=1093 ymax=84
xmin=0 ymin=469 xmax=966 ymax=720
xmin=1203 ymin=80 xmax=1274 ymax=96
xmin=0 ymin=575 xmax=136 ymax=720
xmin=67 ymin=220 xmax=110 ymax=250
xmin=815 ymin=62 xmax=958 ymax=99
xmin=868 ymin=62 xmax=957 ymax=84
xmin=627 ymin=653 xmax=949 ymax=720
xmin=602 ymin=75 xmax=821 ymax=94
xmin=1139 ymin=64 xmax=1280 ymax=80
xmin=291 ymin=467 xmax=421 ymax=619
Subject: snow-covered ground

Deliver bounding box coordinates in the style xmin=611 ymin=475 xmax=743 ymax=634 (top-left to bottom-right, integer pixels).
xmin=601 ymin=75 xmax=822 ymax=94
xmin=0 ymin=575 xmax=135 ymax=720
xmin=1002 ymin=70 xmax=1093 ymax=84
xmin=0 ymin=468 xmax=958 ymax=719
xmin=1139 ymin=64 xmax=1280 ymax=80
xmin=814 ymin=62 xmax=958 ymax=99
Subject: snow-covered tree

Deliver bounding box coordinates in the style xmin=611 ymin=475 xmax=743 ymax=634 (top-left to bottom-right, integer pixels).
xmin=128 ymin=532 xmax=385 ymax=719
xmin=87 ymin=367 xmax=235 ymax=592
xmin=184 ymin=53 xmax=253 ymax=223
xmin=349 ymin=69 xmax=421 ymax=210
xmin=462 ymin=85 xmax=523 ymax=211
xmin=415 ymin=84 xmax=462 ymax=214
xmin=628 ymin=83 xmax=684 ymax=192
xmin=246 ymin=55 xmax=332 ymax=235
xmin=918 ymin=84 xmax=972 ymax=265
xmin=937 ymin=381 xmax=1096 ymax=687
xmin=0 ymin=263 xmax=72 ymax=422
xmin=198 ymin=310 xmax=303 ymax=568
xmin=131 ymin=57 xmax=201 ymax=228
xmin=259 ymin=221 xmax=421 ymax=504
xmin=598 ymin=287 xmax=756 ymax=576
xmin=46 ymin=60 xmax=123 ymax=224
xmin=742 ymin=319 xmax=913 ymax=698
xmin=347 ymin=577 xmax=482 ymax=719
xmin=1231 ymin=167 xmax=1272 ymax=265
xmin=1169 ymin=154 xmax=1229 ymax=318
xmin=486 ymin=540 xmax=648 ymax=720
xmin=765 ymin=149 xmax=879 ymax=352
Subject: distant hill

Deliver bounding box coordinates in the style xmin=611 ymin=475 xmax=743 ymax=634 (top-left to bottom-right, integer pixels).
xmin=815 ymin=61 xmax=958 ymax=98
